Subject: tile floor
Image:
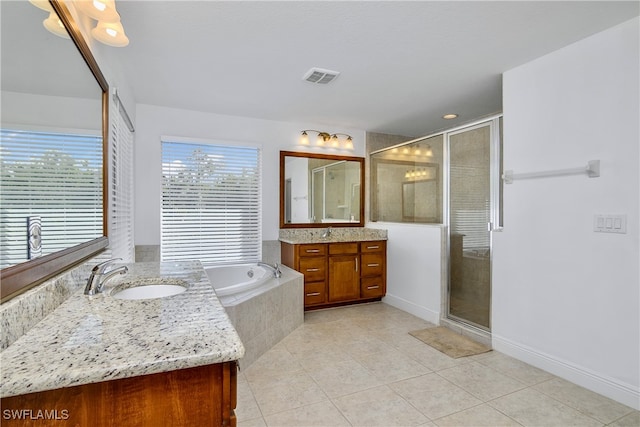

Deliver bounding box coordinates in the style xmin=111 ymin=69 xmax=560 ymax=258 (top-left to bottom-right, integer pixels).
xmin=237 ymin=303 xmax=639 ymax=427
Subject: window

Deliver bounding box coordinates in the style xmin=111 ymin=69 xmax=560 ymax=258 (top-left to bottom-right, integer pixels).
xmin=0 ymin=129 xmax=103 ymax=269
xmin=161 ymin=139 xmax=261 ymax=265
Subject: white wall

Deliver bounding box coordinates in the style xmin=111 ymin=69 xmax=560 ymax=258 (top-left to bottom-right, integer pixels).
xmin=368 ymin=222 xmax=443 ymax=324
xmin=494 ymin=17 xmax=639 ymax=409
xmin=133 ymin=104 xmax=365 ymax=245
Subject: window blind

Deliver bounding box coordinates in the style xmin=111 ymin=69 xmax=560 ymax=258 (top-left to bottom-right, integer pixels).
xmin=105 ymin=99 xmax=135 ymax=262
xmin=0 ymin=129 xmax=103 ymax=268
xmin=161 ymin=140 xmax=261 ymax=265
xmin=450 ymin=165 xmax=490 ymax=250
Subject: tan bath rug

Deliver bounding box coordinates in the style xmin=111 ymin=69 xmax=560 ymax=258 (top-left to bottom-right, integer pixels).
xmin=409 ymin=327 xmax=491 ymax=359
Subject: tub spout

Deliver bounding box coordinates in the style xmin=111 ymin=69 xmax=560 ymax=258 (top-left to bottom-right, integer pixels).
xmin=258 ymin=262 xmax=282 ymax=278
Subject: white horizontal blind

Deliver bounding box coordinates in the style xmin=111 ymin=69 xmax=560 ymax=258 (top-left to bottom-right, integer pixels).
xmin=0 ymin=129 xmax=103 ymax=268
xmin=450 ymin=165 xmax=490 ymax=250
xmin=161 ymin=140 xmax=261 ymax=265
xmin=106 ymin=102 xmax=135 ymax=262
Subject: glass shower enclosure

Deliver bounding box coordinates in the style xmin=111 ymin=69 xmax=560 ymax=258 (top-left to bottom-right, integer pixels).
xmin=447 ymin=119 xmax=502 ymax=330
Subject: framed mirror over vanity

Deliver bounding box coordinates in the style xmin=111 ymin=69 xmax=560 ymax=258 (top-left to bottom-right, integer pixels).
xmin=279 ymin=151 xmax=365 ymax=228
xmin=0 ymin=0 xmax=109 ymax=301
xmin=279 ymin=151 xmax=387 ymax=310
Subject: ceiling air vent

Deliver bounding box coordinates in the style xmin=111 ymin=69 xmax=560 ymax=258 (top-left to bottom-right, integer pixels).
xmin=302 ymin=67 xmax=340 ymax=84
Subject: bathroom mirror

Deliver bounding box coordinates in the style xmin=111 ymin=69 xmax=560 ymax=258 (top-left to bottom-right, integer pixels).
xmin=280 ymin=151 xmax=364 ymax=228
xmin=0 ymin=0 xmax=109 ymax=301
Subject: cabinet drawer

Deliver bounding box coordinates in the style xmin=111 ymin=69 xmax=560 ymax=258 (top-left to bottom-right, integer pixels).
xmin=360 ymin=241 xmax=385 ymax=253
xmin=298 ymin=244 xmax=327 ymax=257
xmin=299 ymin=257 xmax=326 ymax=282
xmin=361 ymin=253 xmax=384 ymax=276
xmin=329 ymin=242 xmax=358 ymax=255
xmin=361 ymin=277 xmax=384 ymax=298
xmin=304 ymin=282 xmax=326 ymax=306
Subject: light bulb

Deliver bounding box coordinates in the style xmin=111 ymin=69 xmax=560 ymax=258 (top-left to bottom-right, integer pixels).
xmin=300 ymin=131 xmax=309 ymax=145
xmin=92 ymin=21 xmax=129 ymax=47
xmin=43 ymin=12 xmax=70 ymax=39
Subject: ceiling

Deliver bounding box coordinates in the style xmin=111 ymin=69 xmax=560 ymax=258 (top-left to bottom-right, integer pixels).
xmin=101 ymin=1 xmax=638 ymax=136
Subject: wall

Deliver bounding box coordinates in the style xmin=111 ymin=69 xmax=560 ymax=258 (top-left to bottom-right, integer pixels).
xmin=368 ymin=222 xmax=443 ymax=325
xmin=133 ymin=104 xmax=365 ymax=246
xmin=494 ymin=17 xmax=639 ymax=408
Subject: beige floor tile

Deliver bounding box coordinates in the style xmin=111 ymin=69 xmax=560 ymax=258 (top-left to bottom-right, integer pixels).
xmin=236 ymin=375 xmax=262 ymax=422
xmin=433 ymin=403 xmax=522 ymax=426
xmin=395 ymin=337 xmax=469 ymax=371
xmin=390 ymin=372 xmax=482 ymax=419
xmin=488 ymin=388 xmax=602 ymax=427
xmin=438 ymin=361 xmax=527 ymax=401
xmin=533 ymin=377 xmax=635 ymax=424
xmin=477 ymin=352 xmax=554 ymax=385
xmin=238 ymin=417 xmax=267 ymax=427
xmin=243 ymin=345 xmax=303 ymax=382
xmin=332 ymin=385 xmax=429 ymax=426
xmin=307 ymin=358 xmax=383 ymax=398
xmin=353 ymin=347 xmax=432 ymax=383
xmin=337 ymin=334 xmax=389 ymax=358
xmin=608 ymin=411 xmax=640 ymax=426
xmin=248 ymin=370 xmax=328 ymax=416
xmin=263 ymin=400 xmax=350 ymax=427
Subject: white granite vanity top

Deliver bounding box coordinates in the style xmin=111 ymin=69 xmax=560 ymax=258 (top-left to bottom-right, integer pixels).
xmin=0 ymin=261 xmax=244 ymax=398
xmin=279 ymin=227 xmax=387 ymax=244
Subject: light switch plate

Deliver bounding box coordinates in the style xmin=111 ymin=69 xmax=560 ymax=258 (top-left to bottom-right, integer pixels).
xmin=594 ymin=214 xmax=627 ymax=234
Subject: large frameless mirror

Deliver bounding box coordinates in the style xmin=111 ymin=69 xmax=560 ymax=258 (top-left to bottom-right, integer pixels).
xmin=0 ymin=0 xmax=109 ymax=301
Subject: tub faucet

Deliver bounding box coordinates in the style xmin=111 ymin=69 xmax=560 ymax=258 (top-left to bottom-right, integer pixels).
xmin=84 ymin=259 xmax=128 ymax=296
xmin=321 ymin=226 xmax=332 ymax=238
xmin=258 ymin=262 xmax=282 ymax=278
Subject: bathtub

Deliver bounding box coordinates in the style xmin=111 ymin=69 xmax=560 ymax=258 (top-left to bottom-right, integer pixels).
xmin=206 ymin=263 xmax=272 ymax=299
xmin=205 ymin=263 xmax=303 ymax=369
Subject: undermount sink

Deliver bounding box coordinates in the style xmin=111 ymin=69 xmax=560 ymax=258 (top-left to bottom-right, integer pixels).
xmin=111 ymin=279 xmax=188 ymax=300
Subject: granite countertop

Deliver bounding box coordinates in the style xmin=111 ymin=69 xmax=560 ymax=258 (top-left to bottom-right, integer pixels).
xmin=279 ymin=227 xmax=387 ymax=245
xmin=0 ymin=261 xmax=245 ymax=398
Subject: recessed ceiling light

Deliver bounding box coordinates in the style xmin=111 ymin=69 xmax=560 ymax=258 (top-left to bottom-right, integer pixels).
xmin=442 ymin=113 xmax=458 ymax=120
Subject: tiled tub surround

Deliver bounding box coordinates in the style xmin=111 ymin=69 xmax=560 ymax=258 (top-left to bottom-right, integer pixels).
xmin=218 ymin=265 xmax=304 ymax=370
xmin=279 ymin=227 xmax=387 ymax=244
xmin=1 ymin=261 xmax=244 ymax=398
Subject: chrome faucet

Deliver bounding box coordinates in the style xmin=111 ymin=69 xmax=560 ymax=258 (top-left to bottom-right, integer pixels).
xmin=321 ymin=226 xmax=332 ymax=238
xmin=258 ymin=262 xmax=282 ymax=278
xmin=84 ymin=259 xmax=128 ymax=295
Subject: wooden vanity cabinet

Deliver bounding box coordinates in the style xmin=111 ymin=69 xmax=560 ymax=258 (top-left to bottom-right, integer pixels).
xmin=328 ymin=243 xmax=360 ymax=302
xmin=1 ymin=362 xmax=238 ymax=427
xmin=360 ymin=241 xmax=386 ymax=299
xmin=281 ymin=240 xmax=386 ymax=310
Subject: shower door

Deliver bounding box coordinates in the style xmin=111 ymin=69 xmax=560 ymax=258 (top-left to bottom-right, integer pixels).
xmin=447 ymin=119 xmax=501 ymax=330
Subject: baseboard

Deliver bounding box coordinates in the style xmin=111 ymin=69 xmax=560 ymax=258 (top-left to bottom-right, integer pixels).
xmin=382 ymin=293 xmax=440 ymax=325
xmin=492 ymin=333 xmax=640 ymax=410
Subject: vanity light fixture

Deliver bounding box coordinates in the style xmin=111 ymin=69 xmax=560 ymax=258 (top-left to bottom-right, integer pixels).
xmin=91 ymin=20 xmax=129 ymax=47
xmin=29 ymin=0 xmax=129 ymax=47
xmin=29 ymin=0 xmax=69 ymax=38
xmin=299 ymin=130 xmax=354 ymax=151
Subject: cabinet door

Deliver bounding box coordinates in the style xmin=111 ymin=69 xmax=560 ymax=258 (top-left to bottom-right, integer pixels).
xmin=328 ymin=255 xmax=360 ymax=302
